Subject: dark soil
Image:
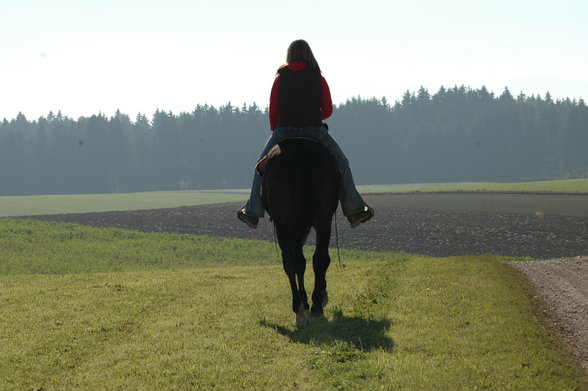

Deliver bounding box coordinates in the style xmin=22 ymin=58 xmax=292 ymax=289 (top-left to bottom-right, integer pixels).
xmin=21 ymin=193 xmax=588 ymax=259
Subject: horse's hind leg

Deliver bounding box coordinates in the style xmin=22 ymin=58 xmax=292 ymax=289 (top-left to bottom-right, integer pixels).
xmin=311 ymin=223 xmax=332 ymax=316
xmin=284 ymin=262 xmax=309 ymax=328
xmin=281 ymin=252 xmax=308 ymax=311
xmin=277 ymin=227 xmax=309 ymax=325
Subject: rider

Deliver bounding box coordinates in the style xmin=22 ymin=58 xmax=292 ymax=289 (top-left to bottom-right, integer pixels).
xmin=237 ymin=39 xmax=374 ymax=229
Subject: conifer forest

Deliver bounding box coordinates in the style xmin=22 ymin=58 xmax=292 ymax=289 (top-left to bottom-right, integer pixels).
xmin=1 ymin=86 xmax=587 ymax=196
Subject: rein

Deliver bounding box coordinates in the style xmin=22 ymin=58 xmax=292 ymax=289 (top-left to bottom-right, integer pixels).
xmin=334 ymin=210 xmax=342 ymax=267
xmin=272 ymin=221 xmax=280 ymax=262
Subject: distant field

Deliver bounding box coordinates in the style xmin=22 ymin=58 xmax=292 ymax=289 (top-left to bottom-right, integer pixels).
xmin=359 ymin=178 xmax=588 ymax=194
xmin=0 ymin=218 xmax=584 ymax=390
xmin=2 ymin=179 xmax=587 ymax=217
xmin=357 ymin=182 xmax=489 ymax=193
xmin=405 ymin=178 xmax=588 ymax=194
xmin=0 ymin=190 xmax=249 ymax=217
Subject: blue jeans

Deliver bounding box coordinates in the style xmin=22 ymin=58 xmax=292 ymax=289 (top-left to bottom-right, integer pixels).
xmin=244 ymin=125 xmax=365 ymax=217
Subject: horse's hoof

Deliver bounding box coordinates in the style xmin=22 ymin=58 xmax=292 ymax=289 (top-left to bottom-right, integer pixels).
xmin=311 ymin=291 xmax=328 ymax=317
xmin=310 ymin=306 xmax=324 ymax=317
xmin=322 ymin=290 xmax=329 ymax=307
xmin=296 ymin=311 xmax=308 ymax=328
xmin=295 ymin=303 xmax=308 ymax=328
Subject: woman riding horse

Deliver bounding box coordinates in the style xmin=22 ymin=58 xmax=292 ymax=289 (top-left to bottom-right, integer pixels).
xmin=237 ymin=39 xmax=373 ymax=228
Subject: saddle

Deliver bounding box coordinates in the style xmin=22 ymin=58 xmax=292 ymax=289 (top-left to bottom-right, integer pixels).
xmin=255 ymin=137 xmax=320 ymax=176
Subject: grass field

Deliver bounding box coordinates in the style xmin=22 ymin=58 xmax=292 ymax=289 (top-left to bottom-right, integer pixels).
xmin=424 ymin=178 xmax=588 ymax=194
xmin=2 ymin=179 xmax=587 ymax=218
xmin=0 ymin=190 xmax=249 ymax=217
xmin=1 ymin=218 xmax=585 ymax=390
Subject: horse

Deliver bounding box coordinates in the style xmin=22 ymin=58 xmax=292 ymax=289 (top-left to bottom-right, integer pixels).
xmin=261 ymin=138 xmax=341 ymax=327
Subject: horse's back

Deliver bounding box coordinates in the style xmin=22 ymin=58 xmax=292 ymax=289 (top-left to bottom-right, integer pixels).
xmin=262 ymin=138 xmax=340 ymax=225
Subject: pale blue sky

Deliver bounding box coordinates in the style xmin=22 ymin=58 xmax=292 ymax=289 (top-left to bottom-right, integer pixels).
xmin=1 ymin=0 xmax=587 ymax=120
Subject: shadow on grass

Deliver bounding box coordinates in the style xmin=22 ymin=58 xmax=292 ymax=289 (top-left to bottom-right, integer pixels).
xmin=259 ymin=310 xmax=393 ymax=352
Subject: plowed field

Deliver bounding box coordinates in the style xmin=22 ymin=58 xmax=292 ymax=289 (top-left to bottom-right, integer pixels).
xmin=22 ymin=193 xmax=588 ymax=258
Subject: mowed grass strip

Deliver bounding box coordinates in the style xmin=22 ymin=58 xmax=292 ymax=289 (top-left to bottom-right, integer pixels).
xmin=0 ymin=219 xmax=585 ymax=390
xmin=0 ymin=190 xmax=248 ymax=217
xmin=0 ymin=219 xmax=394 ymax=275
xmin=2 ymin=178 xmax=587 ymax=218
xmin=424 ymin=178 xmax=588 ymax=194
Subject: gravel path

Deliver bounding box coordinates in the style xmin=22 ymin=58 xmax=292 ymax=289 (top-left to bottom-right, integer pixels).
xmin=20 ymin=193 xmax=588 ymax=373
xmin=508 ymin=256 xmax=588 ymax=374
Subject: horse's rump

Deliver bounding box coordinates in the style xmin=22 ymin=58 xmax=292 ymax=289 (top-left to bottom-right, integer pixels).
xmin=262 ymin=138 xmax=340 ymax=227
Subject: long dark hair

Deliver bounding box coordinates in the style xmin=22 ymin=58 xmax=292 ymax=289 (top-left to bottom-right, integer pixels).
xmin=286 ymin=39 xmax=321 ymax=73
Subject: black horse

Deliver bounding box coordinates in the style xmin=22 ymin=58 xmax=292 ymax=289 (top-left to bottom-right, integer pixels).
xmin=261 ymin=138 xmax=341 ymax=327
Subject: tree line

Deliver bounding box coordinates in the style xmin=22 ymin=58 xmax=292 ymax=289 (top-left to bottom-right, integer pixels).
xmin=1 ymin=86 xmax=586 ymax=196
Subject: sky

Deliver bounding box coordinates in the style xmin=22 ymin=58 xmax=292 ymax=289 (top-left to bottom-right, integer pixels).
xmin=1 ymin=0 xmax=587 ymax=121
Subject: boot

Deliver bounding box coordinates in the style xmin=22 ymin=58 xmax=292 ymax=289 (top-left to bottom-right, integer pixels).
xmin=237 ymin=206 xmax=259 ymax=229
xmin=347 ymin=205 xmax=374 ymax=228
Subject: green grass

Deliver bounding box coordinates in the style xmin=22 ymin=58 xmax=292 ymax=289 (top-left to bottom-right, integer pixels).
xmin=0 ymin=219 xmax=393 ymax=275
xmin=357 ymin=183 xmax=490 ymax=193
xmin=3 ymin=179 xmax=587 ymax=218
xmin=407 ymin=178 xmax=588 ymax=194
xmin=0 ymin=219 xmax=585 ymax=390
xmin=0 ymin=190 xmax=249 ymax=217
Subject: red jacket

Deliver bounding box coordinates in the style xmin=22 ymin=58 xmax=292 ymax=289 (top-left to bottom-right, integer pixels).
xmin=269 ymin=61 xmax=333 ymax=130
